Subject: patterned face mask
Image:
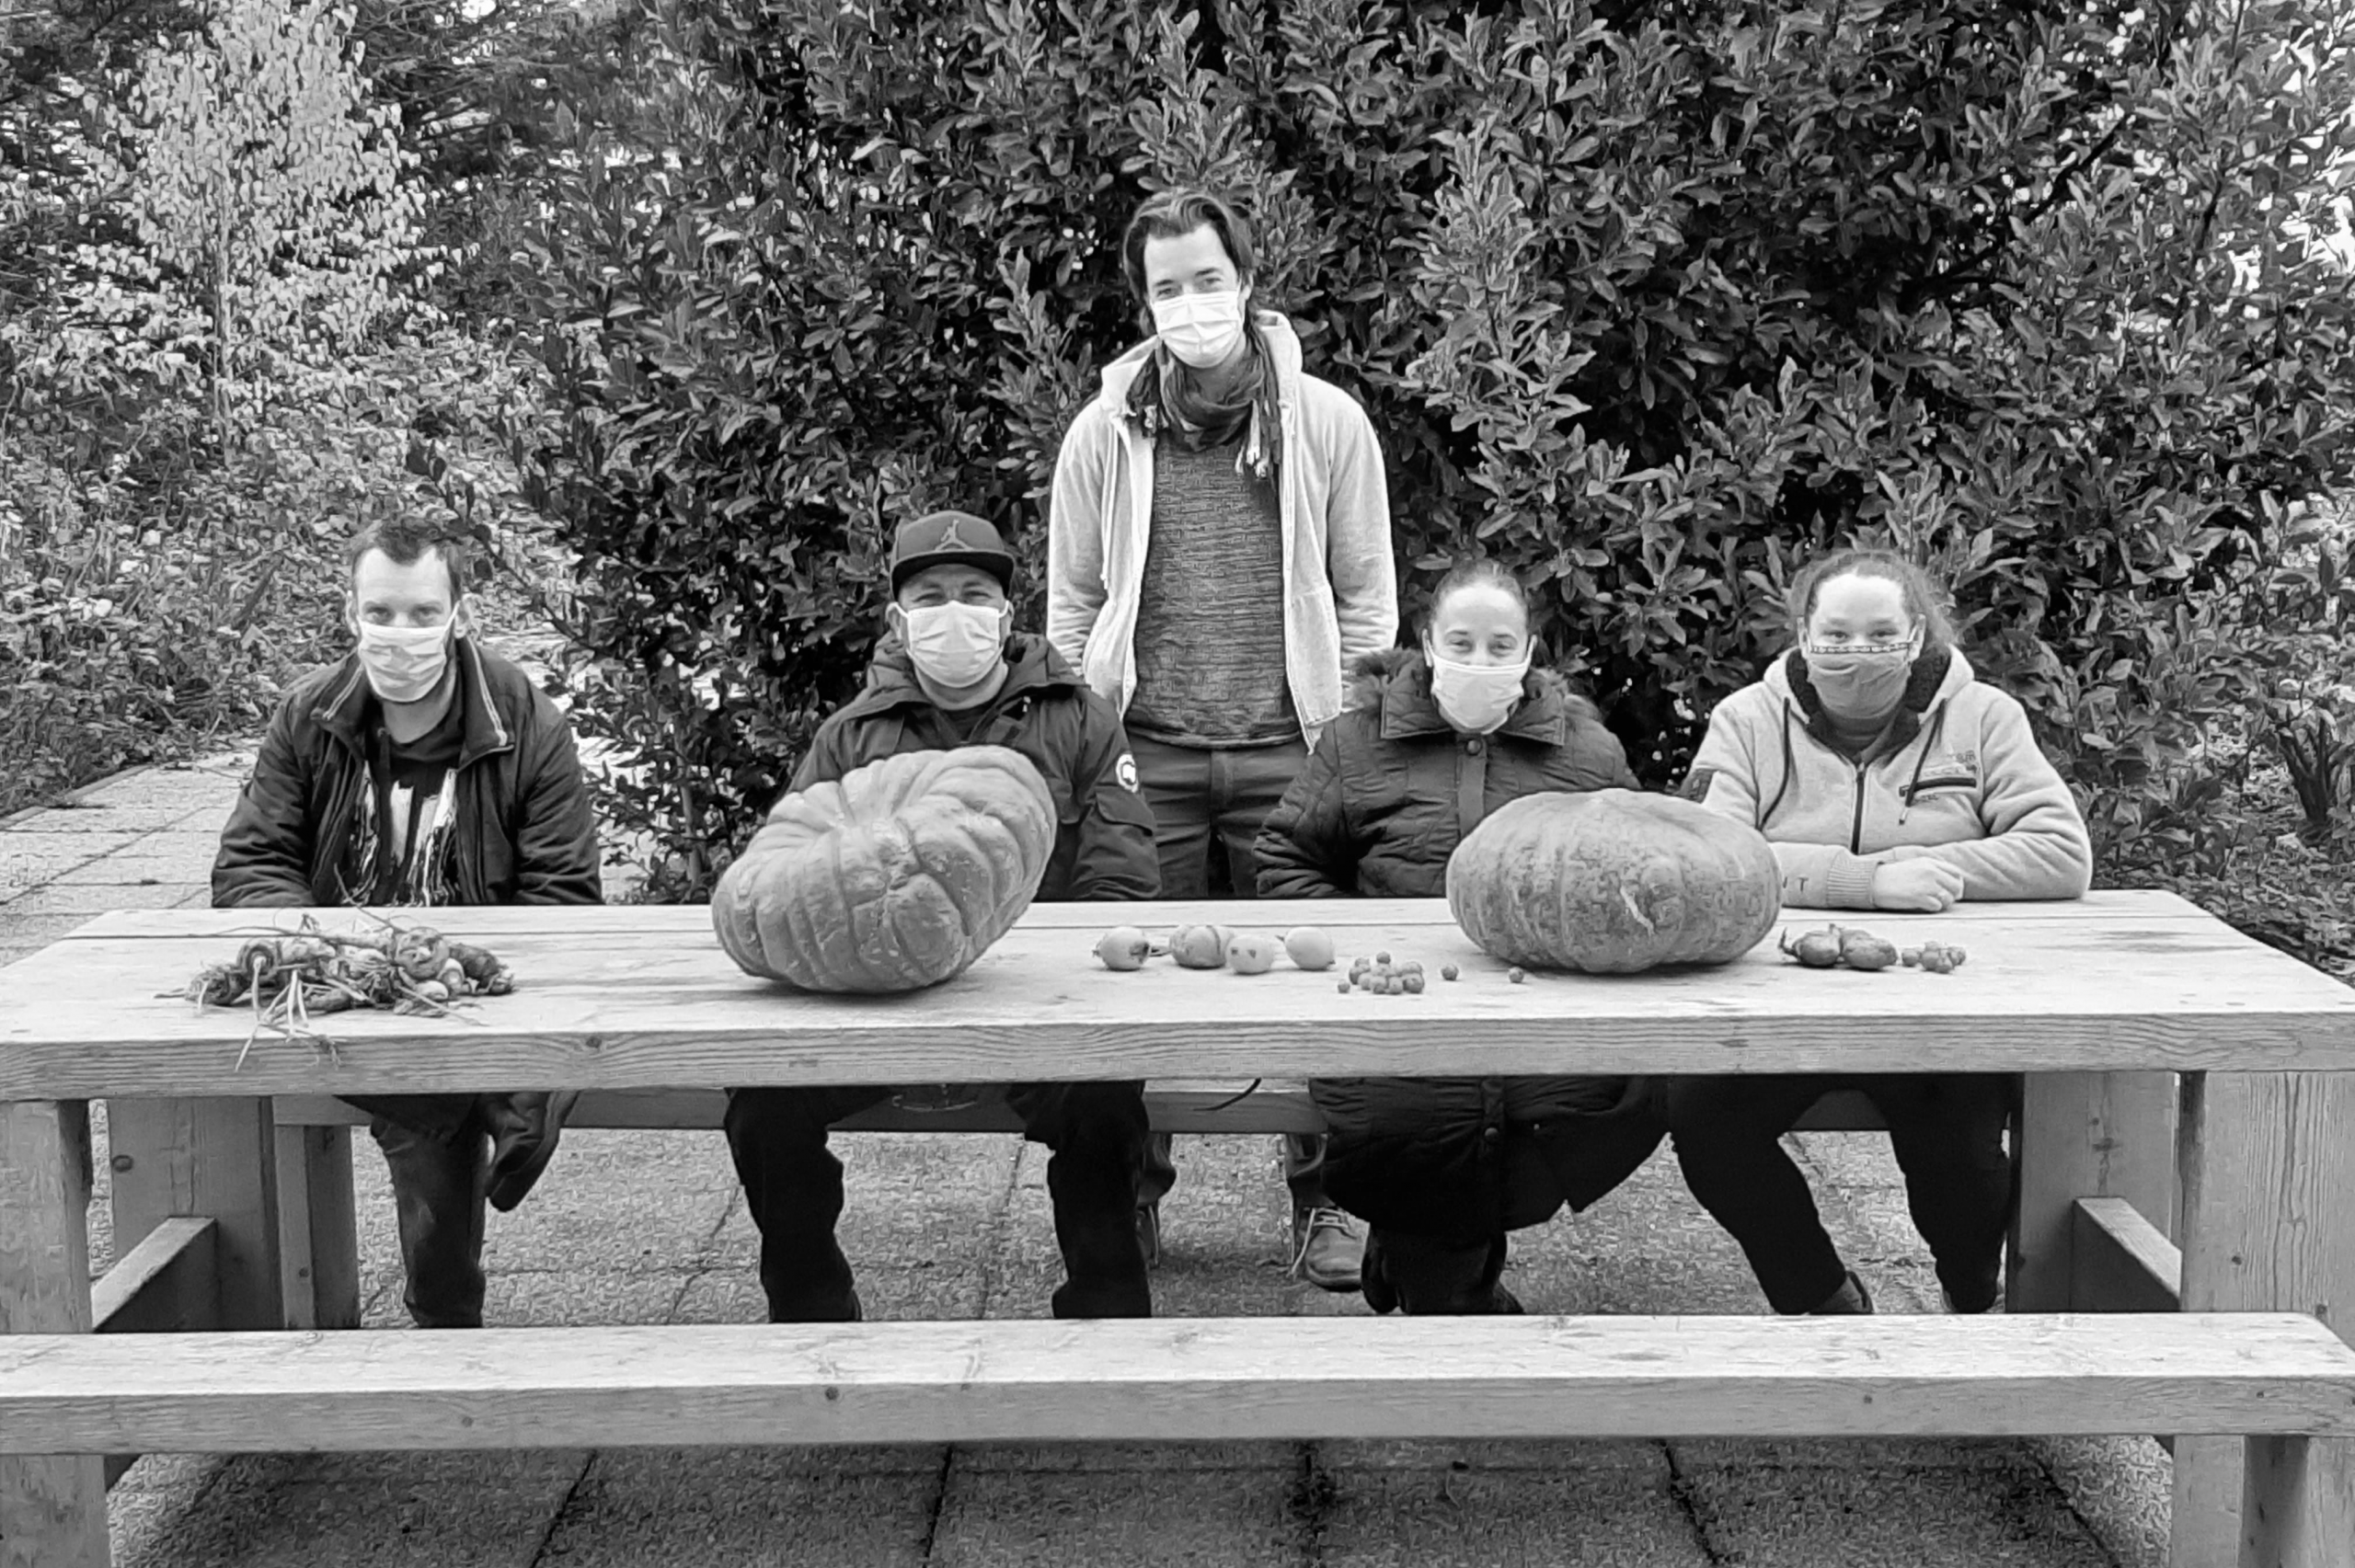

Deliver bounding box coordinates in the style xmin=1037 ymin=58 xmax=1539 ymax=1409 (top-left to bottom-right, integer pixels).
xmin=1804 ymin=637 xmax=1919 ymax=721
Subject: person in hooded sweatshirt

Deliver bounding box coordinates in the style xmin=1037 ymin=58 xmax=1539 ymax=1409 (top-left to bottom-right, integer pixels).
xmin=1048 ymin=187 xmax=1397 ymax=1291
xmin=1252 ymin=557 xmax=1668 ymax=1314
xmin=722 ymin=509 xmax=1165 ymax=1323
xmin=1671 ymin=546 xmax=2094 ymax=1317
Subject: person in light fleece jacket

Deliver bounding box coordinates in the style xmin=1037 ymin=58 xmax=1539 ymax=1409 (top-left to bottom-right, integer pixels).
xmin=1668 ymin=546 xmax=2092 ymax=1319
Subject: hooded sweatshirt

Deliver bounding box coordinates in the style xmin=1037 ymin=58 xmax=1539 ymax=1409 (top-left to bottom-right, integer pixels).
xmin=1045 ymin=312 xmax=1397 ymax=745
xmin=1685 ymin=647 xmax=2093 ymax=908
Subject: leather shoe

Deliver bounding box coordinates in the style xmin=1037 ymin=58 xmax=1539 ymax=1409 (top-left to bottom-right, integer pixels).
xmin=484 ymin=1090 xmax=579 ymax=1213
xmin=1292 ymin=1206 xmax=1364 ymax=1293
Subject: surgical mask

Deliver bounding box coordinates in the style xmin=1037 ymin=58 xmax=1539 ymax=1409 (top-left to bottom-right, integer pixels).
xmin=1427 ymin=648 xmax=1532 ymax=735
xmin=1150 ymin=289 xmax=1247 ymax=369
xmin=355 ymin=619 xmax=454 ymax=704
xmin=901 ymin=601 xmax=1006 ymax=690
xmin=1804 ymin=638 xmax=1919 ymax=722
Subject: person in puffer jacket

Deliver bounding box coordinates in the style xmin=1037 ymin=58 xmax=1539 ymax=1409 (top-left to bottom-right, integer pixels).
xmin=1671 ymin=546 xmax=2093 ymax=1318
xmin=1253 ymin=557 xmax=1667 ymax=1314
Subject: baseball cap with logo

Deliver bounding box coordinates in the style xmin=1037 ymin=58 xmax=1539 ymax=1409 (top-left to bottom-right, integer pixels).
xmin=890 ymin=509 xmax=1017 ymax=595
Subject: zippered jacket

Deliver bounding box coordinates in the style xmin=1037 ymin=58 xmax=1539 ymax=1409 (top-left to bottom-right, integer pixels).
xmin=213 ymin=637 xmax=603 ymax=910
xmin=1045 ymin=312 xmax=1397 ymax=745
xmin=789 ymin=633 xmax=1160 ymax=903
xmin=1684 ymin=648 xmax=2092 ymax=907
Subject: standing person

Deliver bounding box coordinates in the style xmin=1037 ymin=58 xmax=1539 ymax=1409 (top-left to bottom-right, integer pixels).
xmin=213 ymin=519 xmax=603 ymax=1329
xmin=1048 ymin=187 xmax=1397 ymax=1291
xmin=1254 ymin=558 xmax=1664 ymax=1313
xmin=1669 ymin=546 xmax=2093 ymax=1315
xmin=723 ymin=510 xmax=1164 ymax=1322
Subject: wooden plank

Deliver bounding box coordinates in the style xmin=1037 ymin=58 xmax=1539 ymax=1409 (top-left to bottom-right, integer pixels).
xmin=105 ymin=1099 xmax=283 ymax=1331
xmin=91 ymin=1218 xmax=218 ymax=1335
xmin=297 ymin=1125 xmax=359 ymax=1331
xmin=0 ymin=1100 xmax=107 ymax=1568
xmin=3 ymin=1312 xmax=2351 ymax=1454
xmin=2012 ymin=1072 xmax=2180 ymax=1311
xmin=2070 ymin=1196 xmax=2181 ymax=1314
xmin=9 ymin=903 xmax=2353 ymax=1097
xmin=57 ymin=890 xmax=2210 ymax=943
xmin=2174 ymin=1072 xmax=2355 ymax=1568
xmin=2243 ymin=1434 xmax=2355 ymax=1568
xmin=270 ymin=1084 xmax=1890 ymax=1135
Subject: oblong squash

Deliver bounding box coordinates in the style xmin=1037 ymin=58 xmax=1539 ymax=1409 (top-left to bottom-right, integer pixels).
xmin=1445 ymin=789 xmax=1782 ymax=973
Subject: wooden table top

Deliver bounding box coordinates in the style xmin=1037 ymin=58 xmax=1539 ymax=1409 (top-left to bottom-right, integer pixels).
xmin=4 ymin=892 xmax=2351 ymax=1098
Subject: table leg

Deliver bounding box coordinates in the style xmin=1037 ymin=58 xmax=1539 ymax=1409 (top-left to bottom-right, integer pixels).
xmin=2011 ymin=1071 xmax=2179 ymax=1311
xmin=106 ymin=1099 xmax=284 ymax=1330
xmin=1 ymin=1100 xmax=109 ymax=1568
xmin=273 ymin=1121 xmax=360 ymax=1330
xmin=2172 ymin=1071 xmax=2355 ymax=1568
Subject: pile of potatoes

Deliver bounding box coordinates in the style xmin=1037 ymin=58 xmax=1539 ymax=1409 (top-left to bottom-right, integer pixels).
xmin=1092 ymin=922 xmax=1335 ymax=975
xmin=1779 ymin=924 xmax=1968 ymax=974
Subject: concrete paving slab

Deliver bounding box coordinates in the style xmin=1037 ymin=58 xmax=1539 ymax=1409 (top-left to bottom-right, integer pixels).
xmin=52 ymin=850 xmax=227 ymax=886
xmin=1674 ymin=1439 xmax=2119 ymax=1566
xmin=538 ymin=1449 xmax=940 ymax=1567
xmin=2031 ymin=1436 xmax=2170 ymax=1568
xmin=1320 ymin=1442 xmax=1711 ymax=1568
xmin=5 ymin=802 xmax=217 ymax=835
xmin=0 ymin=834 xmax=123 ymax=898
xmin=930 ymin=1461 xmax=1300 ymax=1566
xmin=3 ymin=878 xmax=209 ymax=915
xmin=109 ymin=1450 xmax=586 ymax=1568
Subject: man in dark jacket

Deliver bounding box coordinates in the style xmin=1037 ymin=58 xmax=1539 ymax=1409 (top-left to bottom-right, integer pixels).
xmin=724 ymin=509 xmax=1164 ymax=1322
xmin=213 ymin=519 xmax=603 ymax=1329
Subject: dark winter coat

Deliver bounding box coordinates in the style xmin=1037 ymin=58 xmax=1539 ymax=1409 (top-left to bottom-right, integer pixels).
xmin=790 ymin=632 xmax=1160 ymax=903
xmin=213 ymin=637 xmax=602 ymax=910
xmin=1255 ymin=650 xmax=1662 ymax=1238
xmin=1253 ymin=648 xmax=1638 ymax=898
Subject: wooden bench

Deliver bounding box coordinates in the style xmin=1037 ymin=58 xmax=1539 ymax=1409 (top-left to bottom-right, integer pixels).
xmin=10 ymin=893 xmax=2355 ymax=1568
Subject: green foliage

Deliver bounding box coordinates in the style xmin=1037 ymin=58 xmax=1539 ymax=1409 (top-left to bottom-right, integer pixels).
xmin=514 ymin=0 xmax=2351 ymax=893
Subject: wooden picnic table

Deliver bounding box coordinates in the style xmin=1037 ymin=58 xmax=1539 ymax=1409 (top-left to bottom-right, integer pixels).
xmin=5 ymin=889 xmax=2354 ymax=1567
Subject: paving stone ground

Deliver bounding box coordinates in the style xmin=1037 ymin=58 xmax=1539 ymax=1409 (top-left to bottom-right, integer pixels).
xmin=3 ymin=750 xmax=2176 ymax=1568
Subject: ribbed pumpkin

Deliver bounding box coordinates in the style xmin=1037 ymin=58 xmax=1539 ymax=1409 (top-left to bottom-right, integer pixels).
xmin=1445 ymin=789 xmax=1782 ymax=973
xmin=712 ymin=746 xmax=1058 ymax=992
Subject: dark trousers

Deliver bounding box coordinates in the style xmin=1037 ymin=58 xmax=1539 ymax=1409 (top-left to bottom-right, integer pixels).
xmin=724 ymin=1082 xmax=1153 ymax=1321
xmin=1661 ymin=1074 xmax=2015 ymax=1314
xmin=1364 ymin=1230 xmax=1512 ymax=1314
xmin=1129 ymin=732 xmax=1330 ymax=1209
xmin=350 ymin=1093 xmax=492 ymax=1330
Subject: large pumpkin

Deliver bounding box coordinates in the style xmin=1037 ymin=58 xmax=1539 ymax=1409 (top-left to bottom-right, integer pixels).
xmin=1445 ymin=789 xmax=1781 ymax=973
xmin=711 ymin=746 xmax=1057 ymax=992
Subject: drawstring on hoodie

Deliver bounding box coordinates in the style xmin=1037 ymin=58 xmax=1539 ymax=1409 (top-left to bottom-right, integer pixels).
xmin=1765 ymin=696 xmax=1952 ymax=835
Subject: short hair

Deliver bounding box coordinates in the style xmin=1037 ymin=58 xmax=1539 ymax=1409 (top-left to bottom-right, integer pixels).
xmin=345 ymin=518 xmax=471 ymax=602
xmin=1121 ymin=189 xmax=1258 ymax=303
xmin=1423 ymin=555 xmax=1533 ymax=638
xmin=1786 ymin=547 xmax=1957 ymax=648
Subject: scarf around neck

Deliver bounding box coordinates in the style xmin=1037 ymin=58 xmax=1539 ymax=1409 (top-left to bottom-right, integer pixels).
xmin=1126 ymin=317 xmax=1283 ymax=486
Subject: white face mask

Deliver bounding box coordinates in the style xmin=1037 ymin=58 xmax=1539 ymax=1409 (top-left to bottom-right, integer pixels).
xmin=900 ymin=601 xmax=1006 ymax=690
xmin=1427 ymin=648 xmax=1532 ymax=735
xmin=1150 ymin=289 xmax=1247 ymax=369
xmin=355 ymin=619 xmax=455 ymax=704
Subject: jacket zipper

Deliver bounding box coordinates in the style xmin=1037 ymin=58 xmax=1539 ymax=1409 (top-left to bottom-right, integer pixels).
xmin=1849 ymin=758 xmax=1869 ymax=853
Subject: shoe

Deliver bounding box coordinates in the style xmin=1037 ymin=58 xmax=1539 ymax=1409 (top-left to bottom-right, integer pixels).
xmin=1809 ymin=1270 xmax=1875 ymax=1315
xmin=1488 ymin=1282 xmax=1524 ymax=1315
xmin=484 ymin=1090 xmax=579 ymax=1213
xmin=1135 ymin=1200 xmax=1162 ymax=1269
xmin=1941 ymin=1282 xmax=2002 ymax=1314
xmin=1292 ymin=1206 xmax=1364 ymax=1293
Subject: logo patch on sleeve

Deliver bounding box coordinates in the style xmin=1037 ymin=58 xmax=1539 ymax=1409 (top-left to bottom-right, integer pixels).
xmin=1115 ymin=752 xmax=1140 ymax=793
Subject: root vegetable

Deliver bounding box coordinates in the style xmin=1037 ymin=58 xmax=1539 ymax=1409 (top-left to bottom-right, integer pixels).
xmin=1168 ymin=924 xmax=1232 ymax=969
xmin=1840 ymin=932 xmax=1901 ymax=971
xmin=1094 ymin=926 xmax=1153 ymax=971
xmin=1779 ymin=927 xmax=1844 ymax=968
xmin=1225 ymin=933 xmax=1278 ymax=975
xmin=1283 ymin=927 xmax=1336 ymax=971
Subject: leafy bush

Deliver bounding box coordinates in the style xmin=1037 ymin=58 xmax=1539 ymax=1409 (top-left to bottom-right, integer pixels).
xmin=512 ymin=0 xmax=2355 ymax=895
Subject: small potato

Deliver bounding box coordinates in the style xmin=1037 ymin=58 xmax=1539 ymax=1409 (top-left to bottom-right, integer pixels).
xmin=413 ymin=979 xmax=452 ymax=1003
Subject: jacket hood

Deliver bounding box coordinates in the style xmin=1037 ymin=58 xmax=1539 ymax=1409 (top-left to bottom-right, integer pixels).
xmin=1095 ymin=309 xmax=1306 ymax=412
xmin=1345 ymin=647 xmax=1595 ymax=744
xmin=307 ymin=635 xmax=521 ymax=769
xmin=841 ymin=630 xmax=1084 ymax=720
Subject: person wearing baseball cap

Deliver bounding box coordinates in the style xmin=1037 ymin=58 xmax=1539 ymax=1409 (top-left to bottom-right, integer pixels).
xmin=722 ymin=508 xmax=1165 ymax=1322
